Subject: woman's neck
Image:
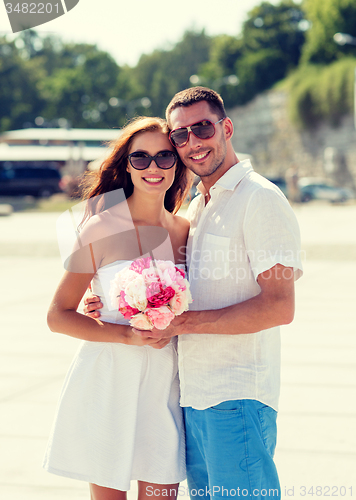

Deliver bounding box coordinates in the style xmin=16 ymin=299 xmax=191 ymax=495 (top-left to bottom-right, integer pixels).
xmin=127 ymin=192 xmax=169 ymax=226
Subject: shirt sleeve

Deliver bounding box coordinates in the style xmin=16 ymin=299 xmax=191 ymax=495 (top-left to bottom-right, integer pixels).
xmin=243 ymin=186 xmax=303 ymax=281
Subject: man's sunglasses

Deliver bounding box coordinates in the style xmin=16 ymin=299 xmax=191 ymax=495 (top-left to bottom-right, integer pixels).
xmin=128 ymin=150 xmax=177 ymax=170
xmin=169 ymin=118 xmax=225 ymax=148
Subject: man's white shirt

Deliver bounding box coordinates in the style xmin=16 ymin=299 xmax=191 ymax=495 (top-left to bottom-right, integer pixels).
xmin=178 ymin=159 xmax=303 ymax=411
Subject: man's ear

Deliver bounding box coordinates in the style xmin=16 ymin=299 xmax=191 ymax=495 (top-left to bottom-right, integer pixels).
xmin=224 ymin=117 xmax=234 ymax=140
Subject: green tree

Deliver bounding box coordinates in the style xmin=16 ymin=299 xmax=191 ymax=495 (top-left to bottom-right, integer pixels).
xmin=195 ymin=1 xmax=306 ymax=108
xmin=0 ymin=31 xmax=131 ymax=130
xmin=231 ymin=0 xmax=306 ymax=105
xmin=132 ymin=30 xmax=212 ymax=117
xmin=38 ymin=43 xmax=123 ymax=128
xmin=287 ymin=57 xmax=356 ymax=127
xmin=236 ymin=49 xmax=288 ymax=103
xmin=205 ymin=35 xmax=244 ymax=78
xmin=302 ymin=0 xmax=356 ymax=64
xmin=0 ymin=36 xmax=45 ymax=131
xmin=243 ymin=0 xmax=305 ymax=65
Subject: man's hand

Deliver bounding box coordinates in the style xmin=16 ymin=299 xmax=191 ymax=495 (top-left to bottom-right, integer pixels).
xmin=83 ymin=293 xmax=103 ymax=319
xmin=132 ymin=314 xmax=187 ymax=339
xmin=135 ymin=264 xmax=295 ymax=337
xmin=128 ymin=330 xmax=172 ymax=349
xmin=83 ymin=297 xmax=171 ymax=349
xmin=124 ymin=324 xmax=171 ymax=349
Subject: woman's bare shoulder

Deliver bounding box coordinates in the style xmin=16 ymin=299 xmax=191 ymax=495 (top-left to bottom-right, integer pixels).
xmin=172 ymin=214 xmax=190 ymax=234
xmin=78 ymin=203 xmax=132 ymax=245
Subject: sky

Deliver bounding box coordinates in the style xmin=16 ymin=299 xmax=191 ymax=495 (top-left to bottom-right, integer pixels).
xmin=0 ymin=0 xmax=281 ymax=67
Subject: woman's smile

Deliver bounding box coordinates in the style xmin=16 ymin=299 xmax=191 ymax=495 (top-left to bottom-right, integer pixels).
xmin=142 ymin=176 xmax=164 ymax=184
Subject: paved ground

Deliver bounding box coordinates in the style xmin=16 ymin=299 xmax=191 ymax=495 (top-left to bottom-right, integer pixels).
xmin=1 ymin=201 xmax=355 ymax=499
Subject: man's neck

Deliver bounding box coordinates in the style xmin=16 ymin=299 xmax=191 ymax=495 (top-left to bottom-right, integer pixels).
xmin=201 ymin=152 xmax=239 ymax=201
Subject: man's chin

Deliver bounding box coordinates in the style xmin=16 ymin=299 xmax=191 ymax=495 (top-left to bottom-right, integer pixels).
xmin=190 ymin=162 xmax=221 ymax=179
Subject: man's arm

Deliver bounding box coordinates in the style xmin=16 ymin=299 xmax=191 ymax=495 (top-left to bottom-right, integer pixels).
xmin=133 ymin=263 xmax=295 ymax=338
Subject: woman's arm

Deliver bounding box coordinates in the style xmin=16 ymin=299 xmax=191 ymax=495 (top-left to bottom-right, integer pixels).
xmin=47 ymin=271 xmax=169 ymax=348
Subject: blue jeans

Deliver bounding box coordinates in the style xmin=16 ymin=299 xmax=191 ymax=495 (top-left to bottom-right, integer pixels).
xmin=183 ymin=400 xmax=280 ymax=500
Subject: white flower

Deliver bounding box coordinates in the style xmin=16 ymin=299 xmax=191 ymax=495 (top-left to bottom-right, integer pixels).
xmin=110 ymin=267 xmax=138 ymax=309
xmin=124 ymin=275 xmax=148 ymax=311
xmin=116 ymin=268 xmax=138 ymax=289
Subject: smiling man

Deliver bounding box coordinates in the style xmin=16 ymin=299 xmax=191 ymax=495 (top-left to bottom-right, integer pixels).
xmin=85 ymin=87 xmax=303 ymax=500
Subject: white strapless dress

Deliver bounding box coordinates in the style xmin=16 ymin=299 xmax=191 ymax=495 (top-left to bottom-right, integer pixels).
xmin=43 ymin=261 xmax=186 ymax=490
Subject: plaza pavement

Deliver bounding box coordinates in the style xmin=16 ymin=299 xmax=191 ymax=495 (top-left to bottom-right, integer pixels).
xmin=0 ymin=202 xmax=355 ymax=499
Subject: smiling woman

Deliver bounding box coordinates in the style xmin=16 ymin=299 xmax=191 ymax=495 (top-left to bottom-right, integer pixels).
xmin=126 ymin=131 xmax=178 ymax=199
xmin=43 ymin=115 xmax=193 ymax=500
xmin=79 ymin=116 xmax=192 ymax=223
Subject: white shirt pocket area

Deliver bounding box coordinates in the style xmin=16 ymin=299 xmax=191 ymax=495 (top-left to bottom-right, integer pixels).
xmin=199 ymin=233 xmax=232 ymax=280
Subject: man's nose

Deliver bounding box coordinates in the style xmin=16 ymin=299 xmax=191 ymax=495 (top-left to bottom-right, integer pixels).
xmin=187 ymin=131 xmax=203 ymax=148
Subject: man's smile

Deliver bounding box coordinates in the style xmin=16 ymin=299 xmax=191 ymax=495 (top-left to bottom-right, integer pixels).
xmin=190 ymin=150 xmax=211 ymax=162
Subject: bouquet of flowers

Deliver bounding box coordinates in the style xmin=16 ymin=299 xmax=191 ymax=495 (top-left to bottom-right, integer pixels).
xmin=110 ymin=256 xmax=192 ymax=330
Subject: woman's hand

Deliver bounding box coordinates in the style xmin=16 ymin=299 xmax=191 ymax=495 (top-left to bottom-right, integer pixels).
xmin=83 ymin=293 xmax=103 ymax=319
xmin=124 ymin=326 xmax=171 ymax=349
xmin=80 ymin=292 xmax=169 ymax=348
xmin=132 ymin=314 xmax=187 ymax=339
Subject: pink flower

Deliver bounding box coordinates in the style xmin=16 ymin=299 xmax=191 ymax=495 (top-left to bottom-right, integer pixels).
xmin=146 ymin=306 xmax=175 ymax=330
xmin=169 ymin=288 xmax=191 ymax=315
xmin=118 ymin=291 xmax=140 ymax=319
xmin=174 ymin=273 xmax=188 ymax=291
xmin=142 ymin=266 xmax=160 ymax=285
xmin=129 ymin=257 xmax=152 ymax=274
xmin=160 ymin=267 xmax=178 ymax=287
xmin=155 ymin=260 xmax=175 ymax=272
xmin=118 ymin=290 xmax=129 ymax=307
xmin=110 ymin=258 xmax=192 ymax=330
xmin=146 ymin=281 xmax=161 ymax=299
xmin=119 ymin=304 xmax=140 ymax=319
xmin=147 ymin=286 xmax=175 ymax=308
xmin=175 ymin=267 xmax=186 ymax=278
xmin=130 ymin=313 xmax=153 ymax=330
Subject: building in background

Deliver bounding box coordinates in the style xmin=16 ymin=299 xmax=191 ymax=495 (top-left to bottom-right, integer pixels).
xmin=0 ymin=128 xmax=121 ymax=177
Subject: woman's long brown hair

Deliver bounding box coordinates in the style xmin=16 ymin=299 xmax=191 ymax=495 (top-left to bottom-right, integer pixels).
xmin=79 ymin=116 xmax=193 ymax=227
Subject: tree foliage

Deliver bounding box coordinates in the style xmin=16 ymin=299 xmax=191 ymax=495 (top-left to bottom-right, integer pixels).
xmin=39 ymin=45 xmax=120 ymax=128
xmin=301 ymin=0 xmax=356 ymax=64
xmin=287 ymin=58 xmax=356 ymax=127
xmin=0 ymin=36 xmax=45 ymax=131
xmin=195 ymin=0 xmax=306 ymax=108
xmin=132 ymin=30 xmax=212 ymax=117
xmin=242 ymin=0 xmax=305 ymax=65
xmin=1 ymin=1 xmax=356 ymax=132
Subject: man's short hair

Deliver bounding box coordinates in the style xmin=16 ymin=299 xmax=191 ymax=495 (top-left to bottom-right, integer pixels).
xmin=166 ymin=86 xmax=227 ymax=127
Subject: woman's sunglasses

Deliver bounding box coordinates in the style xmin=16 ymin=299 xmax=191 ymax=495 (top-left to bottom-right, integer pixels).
xmin=169 ymin=118 xmax=225 ymax=148
xmin=128 ymin=150 xmax=177 ymax=170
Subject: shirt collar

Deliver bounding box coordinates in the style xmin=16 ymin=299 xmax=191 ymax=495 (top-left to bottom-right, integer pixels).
xmin=196 ymin=159 xmax=253 ymax=196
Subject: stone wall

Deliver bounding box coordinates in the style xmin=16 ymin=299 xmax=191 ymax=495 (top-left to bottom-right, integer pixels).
xmin=228 ymin=90 xmax=356 ymax=188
